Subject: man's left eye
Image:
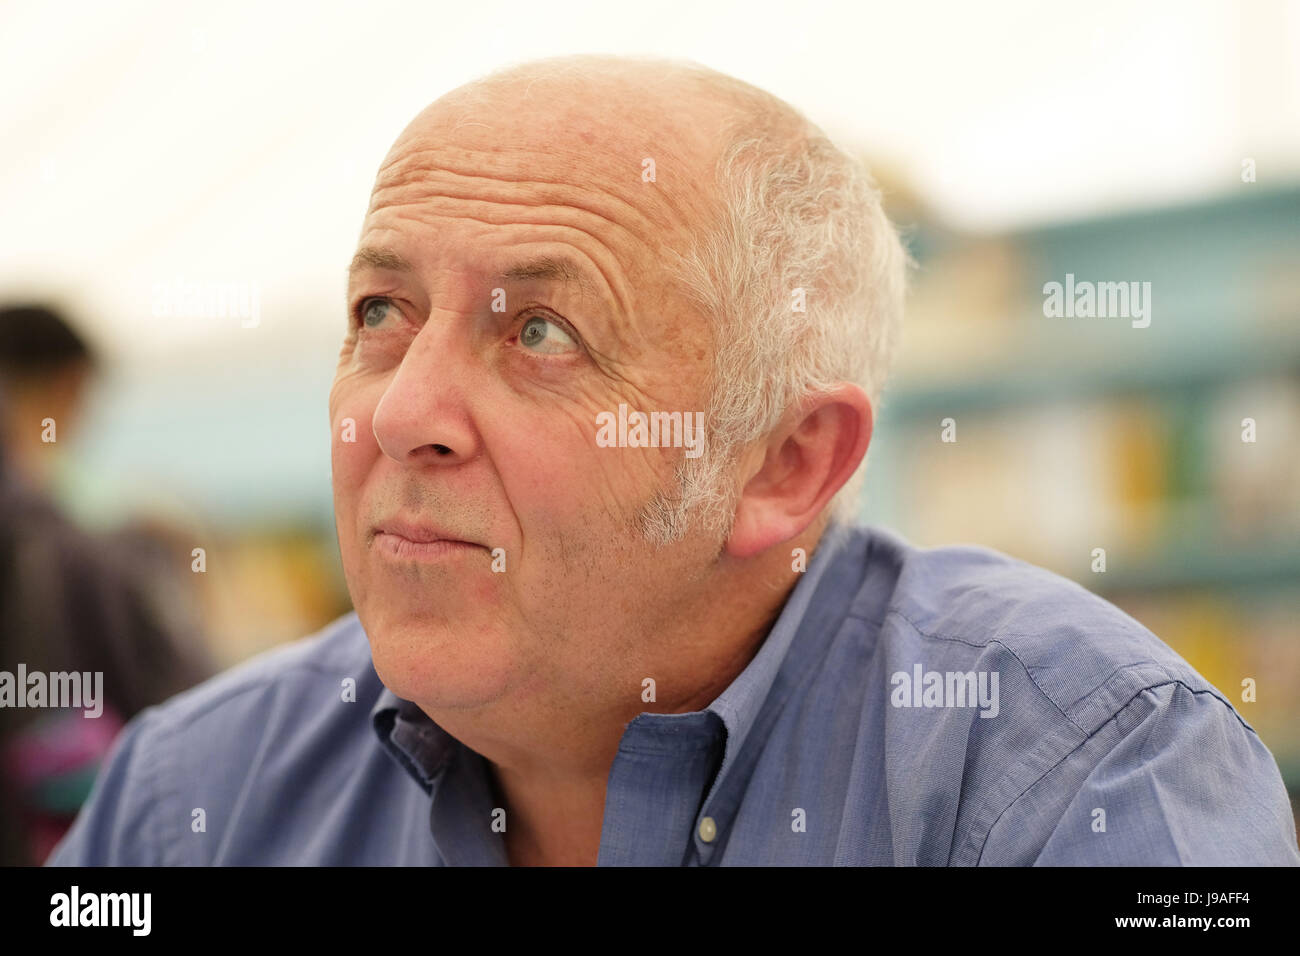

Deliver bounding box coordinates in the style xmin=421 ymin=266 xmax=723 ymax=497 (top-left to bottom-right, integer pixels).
xmin=358 ymin=297 xmax=396 ymax=329
xmin=518 ymin=314 xmax=578 ymax=354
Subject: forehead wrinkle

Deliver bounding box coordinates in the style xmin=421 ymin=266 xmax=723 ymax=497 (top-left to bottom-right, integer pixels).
xmin=372 ymin=140 xmax=692 ymax=258
xmin=371 ymin=154 xmax=668 ymax=246
xmin=365 ymin=132 xmax=717 ymax=364
xmin=375 ymin=200 xmax=639 ymax=328
xmin=366 ymin=189 xmax=655 ymax=329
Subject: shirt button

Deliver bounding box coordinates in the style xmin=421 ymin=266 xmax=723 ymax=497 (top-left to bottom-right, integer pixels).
xmin=698 ymin=816 xmax=717 ymax=843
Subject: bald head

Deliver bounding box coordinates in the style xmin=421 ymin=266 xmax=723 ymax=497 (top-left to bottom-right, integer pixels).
xmin=372 ymin=56 xmax=798 ymax=291
xmin=410 ymin=53 xmax=797 ymax=162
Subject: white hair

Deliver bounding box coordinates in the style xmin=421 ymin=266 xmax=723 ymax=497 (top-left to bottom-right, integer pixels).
xmin=641 ymin=71 xmax=909 ymax=546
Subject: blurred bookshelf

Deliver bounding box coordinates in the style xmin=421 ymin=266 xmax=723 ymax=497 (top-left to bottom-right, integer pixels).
xmin=861 ymin=184 xmax=1300 ymax=799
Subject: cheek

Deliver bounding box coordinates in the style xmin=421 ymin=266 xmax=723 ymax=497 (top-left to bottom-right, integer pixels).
xmin=489 ymin=398 xmax=650 ymax=536
xmin=329 ymin=386 xmax=382 ymax=557
xmin=331 ymin=420 xmax=375 ymax=491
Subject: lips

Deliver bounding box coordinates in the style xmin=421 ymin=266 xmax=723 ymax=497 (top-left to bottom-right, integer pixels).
xmin=372 ymin=517 xmax=480 ymax=548
xmin=370 ymin=518 xmax=485 ymax=563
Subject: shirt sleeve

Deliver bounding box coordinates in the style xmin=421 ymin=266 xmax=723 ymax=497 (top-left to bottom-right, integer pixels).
xmin=1033 ymin=681 xmax=1300 ymax=865
xmin=44 ymin=707 xmax=166 ymax=867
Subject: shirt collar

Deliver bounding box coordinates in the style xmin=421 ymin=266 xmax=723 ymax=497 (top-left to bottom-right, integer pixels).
xmin=370 ymin=690 xmax=454 ymax=793
xmin=703 ymin=522 xmax=848 ymax=750
xmin=370 ymin=522 xmax=852 ymax=793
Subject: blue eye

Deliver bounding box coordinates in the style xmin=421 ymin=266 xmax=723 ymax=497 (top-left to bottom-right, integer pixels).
xmin=358 ymin=297 xmax=394 ymax=328
xmin=519 ymin=314 xmax=577 ymax=354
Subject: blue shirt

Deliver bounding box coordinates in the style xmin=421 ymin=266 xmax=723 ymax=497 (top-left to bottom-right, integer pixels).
xmin=46 ymin=523 xmax=1300 ymax=865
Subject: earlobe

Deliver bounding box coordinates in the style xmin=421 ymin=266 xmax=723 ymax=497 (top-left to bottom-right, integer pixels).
xmin=724 ymin=386 xmax=872 ymax=560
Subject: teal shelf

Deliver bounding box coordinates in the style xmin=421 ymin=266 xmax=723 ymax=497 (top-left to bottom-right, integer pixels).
xmin=887 ymin=186 xmax=1300 ymax=423
xmin=880 ymin=335 xmax=1300 ymax=422
xmin=1076 ymin=541 xmax=1300 ymax=593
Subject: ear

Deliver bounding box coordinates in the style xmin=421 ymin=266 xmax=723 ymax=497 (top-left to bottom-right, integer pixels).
xmin=724 ymin=384 xmax=873 ymax=559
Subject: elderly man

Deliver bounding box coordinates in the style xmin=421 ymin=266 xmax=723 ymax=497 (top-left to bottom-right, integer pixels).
xmin=48 ymin=55 xmax=1298 ymax=866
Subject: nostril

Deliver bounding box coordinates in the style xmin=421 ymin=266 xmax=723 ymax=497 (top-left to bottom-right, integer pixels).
xmin=432 ymin=444 xmax=452 ymax=456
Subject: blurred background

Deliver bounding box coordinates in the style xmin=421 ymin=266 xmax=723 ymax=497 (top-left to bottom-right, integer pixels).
xmin=0 ymin=0 xmax=1296 ymax=862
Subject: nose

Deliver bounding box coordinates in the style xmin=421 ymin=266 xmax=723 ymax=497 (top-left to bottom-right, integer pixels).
xmin=371 ymin=315 xmax=483 ymax=467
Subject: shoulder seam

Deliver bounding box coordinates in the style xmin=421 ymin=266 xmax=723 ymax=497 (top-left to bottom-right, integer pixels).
xmin=972 ymin=677 xmax=1258 ymax=864
xmin=885 ymin=605 xmax=1087 ymax=736
xmin=1130 ymin=678 xmax=1258 ymax=736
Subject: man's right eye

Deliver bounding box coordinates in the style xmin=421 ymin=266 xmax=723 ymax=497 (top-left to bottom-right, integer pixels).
xmin=355 ymin=297 xmax=396 ymax=329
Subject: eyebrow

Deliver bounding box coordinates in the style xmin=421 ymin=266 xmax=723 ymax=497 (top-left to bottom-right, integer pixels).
xmin=497 ymin=255 xmax=604 ymax=301
xmin=349 ymin=247 xmax=612 ymax=310
xmin=348 ymin=247 xmax=414 ymax=277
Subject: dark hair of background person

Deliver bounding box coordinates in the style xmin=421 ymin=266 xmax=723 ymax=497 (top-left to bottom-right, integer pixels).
xmin=0 ymin=303 xmax=96 ymax=376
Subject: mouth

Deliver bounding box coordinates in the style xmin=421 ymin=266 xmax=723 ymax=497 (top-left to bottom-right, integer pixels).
xmin=370 ymin=518 xmax=484 ymax=562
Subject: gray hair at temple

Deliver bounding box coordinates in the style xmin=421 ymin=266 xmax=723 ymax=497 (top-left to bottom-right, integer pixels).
xmin=469 ymin=55 xmax=910 ymax=546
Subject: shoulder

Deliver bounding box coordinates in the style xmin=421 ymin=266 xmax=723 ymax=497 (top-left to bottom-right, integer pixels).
xmin=46 ymin=613 xmax=386 ymax=865
xmin=828 ymin=525 xmax=1296 ymax=864
xmin=123 ymin=611 xmax=384 ymax=784
xmin=850 ymin=524 xmax=1235 ymax=731
xmin=141 ymin=611 xmax=377 ymax=726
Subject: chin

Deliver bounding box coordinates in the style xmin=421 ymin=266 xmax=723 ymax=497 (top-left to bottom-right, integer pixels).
xmin=361 ymin=611 xmax=519 ymax=710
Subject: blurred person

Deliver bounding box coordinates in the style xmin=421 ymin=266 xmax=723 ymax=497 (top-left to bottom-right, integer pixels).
xmin=0 ymin=303 xmax=213 ymax=866
xmin=48 ymin=55 xmax=1299 ymax=866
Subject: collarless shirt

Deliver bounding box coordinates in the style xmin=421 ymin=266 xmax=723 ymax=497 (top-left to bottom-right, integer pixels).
xmin=47 ymin=523 xmax=1300 ymax=866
